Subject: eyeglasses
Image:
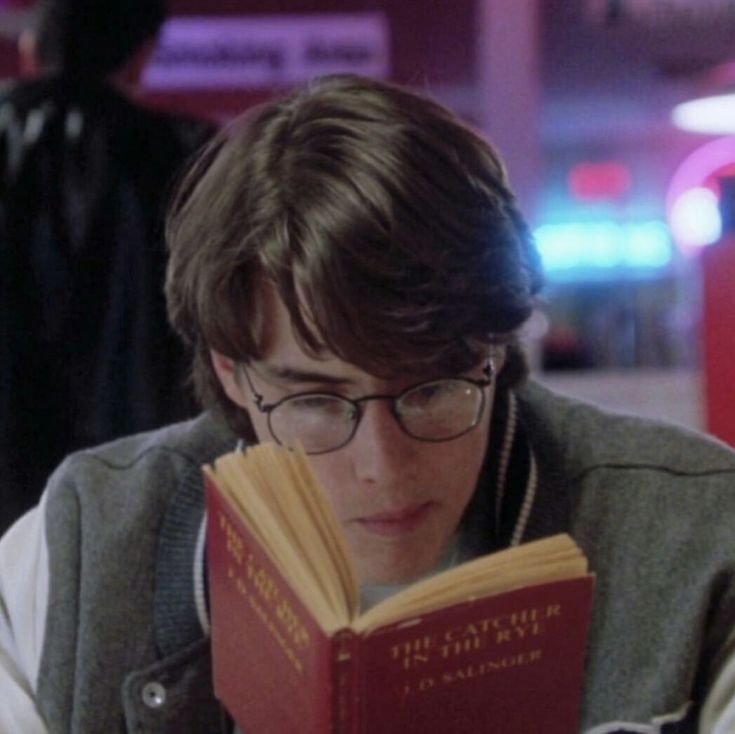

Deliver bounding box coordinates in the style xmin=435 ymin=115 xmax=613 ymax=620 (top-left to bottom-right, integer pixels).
xmin=239 ymin=361 xmax=495 ymax=455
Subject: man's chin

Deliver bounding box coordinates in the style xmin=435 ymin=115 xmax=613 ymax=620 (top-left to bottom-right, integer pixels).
xmin=354 ymin=553 xmax=441 ymax=588
xmin=347 ymin=510 xmax=449 ymax=586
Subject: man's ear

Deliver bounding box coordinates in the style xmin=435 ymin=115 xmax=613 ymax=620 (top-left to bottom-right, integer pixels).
xmin=490 ymin=343 xmax=509 ymax=377
xmin=210 ymin=350 xmax=249 ymax=409
xmin=18 ymin=30 xmax=39 ymax=78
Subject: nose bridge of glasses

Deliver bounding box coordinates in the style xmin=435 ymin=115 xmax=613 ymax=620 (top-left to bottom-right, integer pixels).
xmin=351 ymin=392 xmax=403 ymax=430
xmin=353 ymin=392 xmax=398 ymax=408
xmin=347 ymin=392 xmax=417 ymax=464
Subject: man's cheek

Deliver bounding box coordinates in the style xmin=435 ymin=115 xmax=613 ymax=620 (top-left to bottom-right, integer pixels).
xmin=307 ymin=460 xmax=348 ymax=513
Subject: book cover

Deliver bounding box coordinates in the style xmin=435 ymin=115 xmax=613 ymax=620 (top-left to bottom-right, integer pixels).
xmin=207 ymin=477 xmax=334 ymax=734
xmin=206 ymin=474 xmax=595 ymax=734
xmin=353 ymin=576 xmax=594 ymax=733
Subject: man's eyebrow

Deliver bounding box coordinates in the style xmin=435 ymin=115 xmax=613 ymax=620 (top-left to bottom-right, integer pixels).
xmin=256 ymin=363 xmax=353 ymax=387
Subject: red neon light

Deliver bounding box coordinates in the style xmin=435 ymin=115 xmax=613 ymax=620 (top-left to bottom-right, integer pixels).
xmin=568 ymin=161 xmax=631 ymax=201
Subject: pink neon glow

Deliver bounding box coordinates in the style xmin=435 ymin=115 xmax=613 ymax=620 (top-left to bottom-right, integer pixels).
xmin=666 ymin=137 xmax=735 ymax=253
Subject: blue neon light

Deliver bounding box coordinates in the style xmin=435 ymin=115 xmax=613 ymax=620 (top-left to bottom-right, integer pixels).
xmin=534 ymin=220 xmax=672 ymax=277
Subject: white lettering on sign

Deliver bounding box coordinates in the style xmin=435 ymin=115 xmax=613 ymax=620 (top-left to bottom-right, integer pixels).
xmin=143 ymin=14 xmax=390 ymax=90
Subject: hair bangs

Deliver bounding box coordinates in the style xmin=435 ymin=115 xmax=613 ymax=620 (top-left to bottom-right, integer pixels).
xmin=165 ymin=75 xmax=544 ymax=434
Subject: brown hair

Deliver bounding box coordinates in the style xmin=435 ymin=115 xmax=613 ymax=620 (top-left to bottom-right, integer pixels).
xmin=166 ymin=74 xmax=543 ymax=436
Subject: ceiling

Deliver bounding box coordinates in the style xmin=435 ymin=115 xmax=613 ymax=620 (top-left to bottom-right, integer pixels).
xmin=540 ymin=0 xmax=735 ymax=147
xmin=1 ymin=0 xmax=733 ymax=162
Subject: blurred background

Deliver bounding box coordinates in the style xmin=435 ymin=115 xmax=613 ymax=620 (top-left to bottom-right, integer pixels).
xmin=2 ymin=0 xmax=734 ymax=441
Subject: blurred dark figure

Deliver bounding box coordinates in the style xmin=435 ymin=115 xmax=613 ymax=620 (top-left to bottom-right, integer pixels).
xmin=0 ymin=0 xmax=214 ymax=532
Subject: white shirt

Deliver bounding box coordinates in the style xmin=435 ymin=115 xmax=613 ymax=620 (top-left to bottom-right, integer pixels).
xmin=0 ymin=502 xmax=49 ymax=734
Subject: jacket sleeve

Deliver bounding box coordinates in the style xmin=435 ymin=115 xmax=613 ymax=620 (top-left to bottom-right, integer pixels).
xmin=0 ymin=500 xmax=50 ymax=734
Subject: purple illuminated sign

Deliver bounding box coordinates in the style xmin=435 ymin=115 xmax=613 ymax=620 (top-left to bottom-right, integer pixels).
xmin=143 ymin=14 xmax=390 ymax=90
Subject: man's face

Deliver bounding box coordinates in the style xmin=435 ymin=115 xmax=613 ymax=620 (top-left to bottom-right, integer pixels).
xmin=212 ymin=293 xmax=498 ymax=586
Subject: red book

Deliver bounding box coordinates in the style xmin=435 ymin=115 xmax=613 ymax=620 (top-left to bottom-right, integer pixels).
xmin=206 ymin=445 xmax=595 ymax=734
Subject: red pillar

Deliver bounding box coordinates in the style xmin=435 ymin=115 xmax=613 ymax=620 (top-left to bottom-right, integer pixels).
xmin=702 ymin=233 xmax=735 ymax=446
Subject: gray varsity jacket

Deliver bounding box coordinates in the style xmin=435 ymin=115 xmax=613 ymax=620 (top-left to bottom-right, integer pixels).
xmin=25 ymin=382 xmax=735 ymax=731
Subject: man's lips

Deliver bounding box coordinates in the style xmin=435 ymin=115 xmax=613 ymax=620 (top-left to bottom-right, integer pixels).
xmin=351 ymin=502 xmax=435 ymax=538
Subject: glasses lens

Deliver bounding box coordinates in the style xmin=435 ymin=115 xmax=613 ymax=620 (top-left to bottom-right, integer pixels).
xmin=397 ymin=379 xmax=485 ymax=440
xmin=269 ymin=394 xmax=357 ymax=454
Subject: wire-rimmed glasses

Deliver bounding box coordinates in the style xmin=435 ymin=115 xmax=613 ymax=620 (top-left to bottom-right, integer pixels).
xmin=240 ymin=361 xmax=495 ymax=455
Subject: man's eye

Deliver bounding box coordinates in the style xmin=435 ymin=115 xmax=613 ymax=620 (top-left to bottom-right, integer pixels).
xmin=404 ymin=380 xmax=459 ymax=407
xmin=288 ymin=396 xmax=349 ymax=416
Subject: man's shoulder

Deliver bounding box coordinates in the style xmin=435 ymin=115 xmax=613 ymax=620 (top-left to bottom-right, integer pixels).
xmin=0 ymin=78 xmax=58 ymax=133
xmin=0 ymin=75 xmax=214 ymax=152
xmin=517 ymin=378 xmax=735 ymax=480
xmin=49 ymin=412 xmax=235 ymax=499
xmin=0 ymin=77 xmax=52 ymax=108
xmin=121 ymin=95 xmax=215 ymax=154
xmin=146 ymin=106 xmax=216 ymax=150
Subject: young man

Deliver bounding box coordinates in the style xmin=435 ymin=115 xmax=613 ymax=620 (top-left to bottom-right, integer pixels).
xmin=2 ymin=74 xmax=735 ymax=733
xmin=0 ymin=0 xmax=213 ymax=533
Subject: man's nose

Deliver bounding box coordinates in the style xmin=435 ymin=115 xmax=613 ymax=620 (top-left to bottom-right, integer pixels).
xmin=349 ymin=399 xmax=418 ymax=483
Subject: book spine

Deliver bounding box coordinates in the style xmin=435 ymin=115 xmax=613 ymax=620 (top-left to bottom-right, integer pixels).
xmin=332 ymin=628 xmax=359 ymax=734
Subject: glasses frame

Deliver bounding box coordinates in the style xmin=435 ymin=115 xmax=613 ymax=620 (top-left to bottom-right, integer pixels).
xmin=239 ymin=360 xmax=495 ymax=455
